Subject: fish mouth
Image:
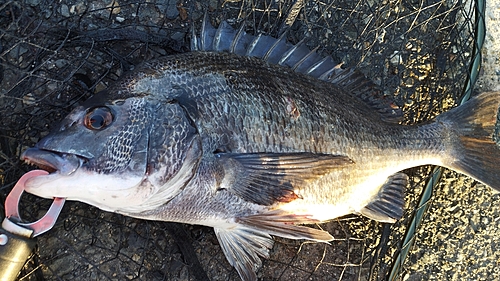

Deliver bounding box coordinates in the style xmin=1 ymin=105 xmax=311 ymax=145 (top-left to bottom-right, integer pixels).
xmin=22 ymin=148 xmax=87 ymax=176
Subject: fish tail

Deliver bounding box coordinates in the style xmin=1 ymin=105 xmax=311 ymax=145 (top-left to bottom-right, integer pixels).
xmin=439 ymin=91 xmax=500 ymax=191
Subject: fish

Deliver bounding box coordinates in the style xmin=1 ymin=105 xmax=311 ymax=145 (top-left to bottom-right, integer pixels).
xmin=20 ymin=18 xmax=500 ymax=281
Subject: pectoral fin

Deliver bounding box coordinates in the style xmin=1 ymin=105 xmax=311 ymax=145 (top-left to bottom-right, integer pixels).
xmin=216 ymin=152 xmax=353 ymax=206
xmin=360 ymin=173 xmax=407 ymax=223
xmin=214 ymin=210 xmax=333 ymax=281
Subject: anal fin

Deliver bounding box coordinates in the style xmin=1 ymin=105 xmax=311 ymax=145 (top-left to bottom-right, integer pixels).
xmin=360 ymin=173 xmax=407 ymax=223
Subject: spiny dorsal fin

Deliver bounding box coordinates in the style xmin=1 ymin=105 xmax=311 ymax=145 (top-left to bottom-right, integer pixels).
xmin=216 ymin=152 xmax=353 ymax=206
xmin=191 ymin=17 xmax=402 ymax=123
xmin=360 ymin=173 xmax=407 ymax=223
xmin=190 ymin=16 xmax=340 ymax=79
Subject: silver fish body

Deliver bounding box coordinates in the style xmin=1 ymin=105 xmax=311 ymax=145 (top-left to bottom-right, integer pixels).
xmin=21 ymin=22 xmax=500 ymax=281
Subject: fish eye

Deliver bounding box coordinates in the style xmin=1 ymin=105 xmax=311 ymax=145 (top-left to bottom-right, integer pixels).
xmin=84 ymin=107 xmax=113 ymax=130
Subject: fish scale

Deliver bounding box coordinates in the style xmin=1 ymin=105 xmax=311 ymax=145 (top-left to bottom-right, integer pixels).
xmin=125 ymin=52 xmax=446 ymax=220
xmin=136 ymin=52 xmax=438 ymax=155
xmin=19 ymin=21 xmax=500 ymax=281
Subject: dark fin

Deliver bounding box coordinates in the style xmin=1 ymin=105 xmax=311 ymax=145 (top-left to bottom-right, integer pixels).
xmin=360 ymin=173 xmax=407 ymax=223
xmin=439 ymin=91 xmax=500 ymax=191
xmin=262 ymin=31 xmax=288 ymax=61
xmin=238 ymin=209 xmax=334 ymax=242
xmin=330 ymin=68 xmax=403 ymax=123
xmin=214 ymin=226 xmax=273 ymax=281
xmin=190 ymin=19 xmax=402 ymax=123
xmin=190 ymin=19 xmax=341 ymax=79
xmin=216 ymin=152 xmax=353 ymax=206
xmin=215 ymin=211 xmax=333 ymax=281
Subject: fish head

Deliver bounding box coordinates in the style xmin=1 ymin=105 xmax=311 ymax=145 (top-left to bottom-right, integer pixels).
xmin=22 ymin=89 xmax=202 ymax=214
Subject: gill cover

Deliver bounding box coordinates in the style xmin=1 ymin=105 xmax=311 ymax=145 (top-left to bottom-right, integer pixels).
xmin=24 ymin=92 xmax=201 ymax=214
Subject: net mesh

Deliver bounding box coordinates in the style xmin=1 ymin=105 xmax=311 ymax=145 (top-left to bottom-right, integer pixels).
xmin=0 ymin=0 xmax=484 ymax=280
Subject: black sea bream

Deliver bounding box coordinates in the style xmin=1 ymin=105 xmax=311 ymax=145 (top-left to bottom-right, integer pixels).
xmin=21 ymin=19 xmax=500 ymax=280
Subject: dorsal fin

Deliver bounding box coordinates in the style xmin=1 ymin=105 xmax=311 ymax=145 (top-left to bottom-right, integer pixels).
xmin=190 ymin=15 xmax=339 ymax=79
xmin=190 ymin=17 xmax=402 ymax=123
xmin=330 ymin=68 xmax=403 ymax=123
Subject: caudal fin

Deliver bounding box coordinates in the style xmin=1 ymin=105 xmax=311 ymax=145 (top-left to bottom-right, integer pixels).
xmin=438 ymin=91 xmax=500 ymax=191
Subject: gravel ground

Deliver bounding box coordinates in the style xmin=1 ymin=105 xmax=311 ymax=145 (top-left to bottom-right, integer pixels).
xmin=404 ymin=1 xmax=500 ymax=279
xmin=477 ymin=0 xmax=500 ymax=92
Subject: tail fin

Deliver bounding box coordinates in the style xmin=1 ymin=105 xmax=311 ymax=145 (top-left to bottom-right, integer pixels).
xmin=438 ymin=91 xmax=500 ymax=191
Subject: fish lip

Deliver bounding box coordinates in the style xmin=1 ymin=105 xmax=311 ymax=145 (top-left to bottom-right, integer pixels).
xmin=22 ymin=148 xmax=87 ymax=176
